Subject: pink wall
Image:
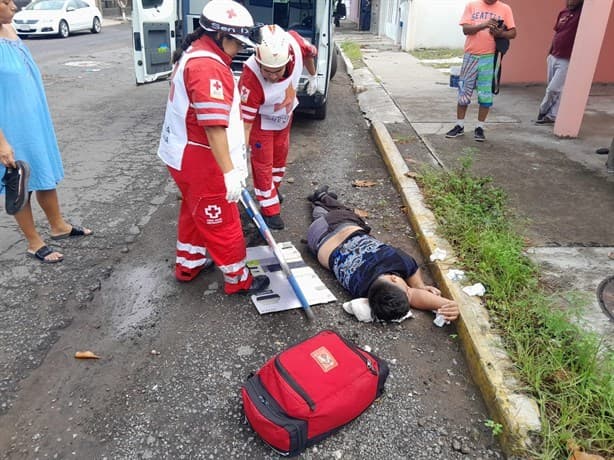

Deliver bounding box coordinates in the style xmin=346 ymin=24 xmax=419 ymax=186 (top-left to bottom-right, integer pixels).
xmin=502 ymin=0 xmax=614 ymax=84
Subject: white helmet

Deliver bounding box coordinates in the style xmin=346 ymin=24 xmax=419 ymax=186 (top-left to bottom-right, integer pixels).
xmin=200 ymin=0 xmax=256 ymax=47
xmin=254 ymin=25 xmax=291 ymax=68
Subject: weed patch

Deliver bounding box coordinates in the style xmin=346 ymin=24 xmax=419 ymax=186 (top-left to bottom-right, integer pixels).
xmin=340 ymin=41 xmax=365 ymax=68
xmin=417 ymin=156 xmax=614 ymax=459
xmin=410 ymin=47 xmax=464 ymax=60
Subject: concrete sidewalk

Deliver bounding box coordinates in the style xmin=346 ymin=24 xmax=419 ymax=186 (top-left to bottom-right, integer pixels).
xmin=101 ymin=17 xmax=127 ymax=28
xmin=335 ymin=21 xmax=614 ymax=457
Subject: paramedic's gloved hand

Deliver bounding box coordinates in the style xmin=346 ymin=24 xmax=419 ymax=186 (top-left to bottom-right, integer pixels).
xmin=224 ymin=169 xmax=244 ymax=203
xmin=305 ymin=75 xmax=317 ymax=96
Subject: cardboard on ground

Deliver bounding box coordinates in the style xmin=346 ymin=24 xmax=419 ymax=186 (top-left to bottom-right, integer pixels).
xmin=246 ymin=242 xmax=336 ymax=314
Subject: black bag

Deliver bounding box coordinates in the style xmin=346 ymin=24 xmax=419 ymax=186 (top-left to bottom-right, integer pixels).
xmin=492 ymin=37 xmax=510 ymax=95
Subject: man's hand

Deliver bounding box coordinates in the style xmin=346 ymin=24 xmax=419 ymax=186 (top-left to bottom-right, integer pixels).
xmin=437 ymin=302 xmax=460 ymax=322
xmin=0 ymin=146 xmax=16 ymax=169
xmin=485 ymin=18 xmax=499 ymax=31
xmin=491 ymin=27 xmax=506 ymax=38
xmin=305 ymin=75 xmax=317 ymax=96
xmin=223 ymin=169 xmax=245 ymax=203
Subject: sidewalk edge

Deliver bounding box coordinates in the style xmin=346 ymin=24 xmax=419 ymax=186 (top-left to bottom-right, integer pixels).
xmin=370 ymin=120 xmax=542 ymax=456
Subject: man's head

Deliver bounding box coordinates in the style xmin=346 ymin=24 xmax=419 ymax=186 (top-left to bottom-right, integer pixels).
xmin=367 ymin=274 xmax=411 ymax=321
xmin=254 ymin=25 xmax=291 ymax=82
xmin=483 ymin=0 xmax=498 ymax=5
xmin=567 ymin=0 xmax=583 ymax=10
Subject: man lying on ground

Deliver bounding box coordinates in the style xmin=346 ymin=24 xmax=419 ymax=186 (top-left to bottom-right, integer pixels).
xmin=306 ymin=186 xmax=459 ymax=323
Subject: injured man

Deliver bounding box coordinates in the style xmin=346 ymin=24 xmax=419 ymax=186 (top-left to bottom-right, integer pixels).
xmin=306 ymin=186 xmax=459 ymax=323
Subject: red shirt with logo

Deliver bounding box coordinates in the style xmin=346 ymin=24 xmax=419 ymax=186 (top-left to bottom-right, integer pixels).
xmin=550 ymin=6 xmax=582 ymax=60
xmin=182 ymin=35 xmax=235 ymax=146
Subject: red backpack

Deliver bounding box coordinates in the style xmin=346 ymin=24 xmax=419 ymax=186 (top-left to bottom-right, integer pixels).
xmin=241 ymin=330 xmax=389 ymax=456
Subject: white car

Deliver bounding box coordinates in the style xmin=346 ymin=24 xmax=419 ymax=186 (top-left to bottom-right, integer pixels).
xmin=13 ymin=0 xmax=103 ymax=38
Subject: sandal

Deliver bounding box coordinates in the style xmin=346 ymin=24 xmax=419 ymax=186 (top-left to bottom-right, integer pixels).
xmin=26 ymin=245 xmax=64 ymax=264
xmin=50 ymin=225 xmax=92 ymax=240
xmin=2 ymin=160 xmax=30 ymax=215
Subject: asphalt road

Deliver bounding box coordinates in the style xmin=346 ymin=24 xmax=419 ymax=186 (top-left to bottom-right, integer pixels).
xmin=0 ymin=24 xmax=504 ymax=459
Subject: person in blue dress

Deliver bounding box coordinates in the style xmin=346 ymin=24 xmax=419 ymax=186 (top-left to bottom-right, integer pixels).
xmin=0 ymin=0 xmax=92 ymax=263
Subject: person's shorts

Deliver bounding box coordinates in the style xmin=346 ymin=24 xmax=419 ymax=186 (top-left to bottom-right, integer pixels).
xmin=307 ymin=218 xmax=356 ymax=255
xmin=457 ymin=53 xmax=495 ymax=107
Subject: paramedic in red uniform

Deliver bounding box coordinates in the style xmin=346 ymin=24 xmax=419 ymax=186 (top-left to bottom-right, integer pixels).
xmin=157 ymin=0 xmax=269 ymax=294
xmin=238 ymin=25 xmax=318 ymax=230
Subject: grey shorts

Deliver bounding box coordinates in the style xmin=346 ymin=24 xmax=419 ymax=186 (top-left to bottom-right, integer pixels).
xmin=307 ymin=217 xmax=355 ymax=255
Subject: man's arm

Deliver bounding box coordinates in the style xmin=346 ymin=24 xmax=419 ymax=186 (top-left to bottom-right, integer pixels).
xmin=462 ymin=18 xmax=498 ymax=36
xmin=406 ymin=269 xmax=460 ymax=321
xmin=406 ymin=286 xmax=460 ymax=321
xmin=492 ymin=26 xmax=517 ymax=40
xmin=304 ymin=56 xmax=316 ymax=76
xmin=406 ymin=269 xmax=441 ymax=296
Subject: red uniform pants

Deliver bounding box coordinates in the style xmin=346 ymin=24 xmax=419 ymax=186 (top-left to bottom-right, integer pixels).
xmin=169 ymin=144 xmax=252 ymax=294
xmin=249 ymin=118 xmax=291 ymax=217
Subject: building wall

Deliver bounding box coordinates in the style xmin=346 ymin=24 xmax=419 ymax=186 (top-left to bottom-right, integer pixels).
xmin=345 ymin=0 xmax=357 ymax=22
xmin=405 ymin=0 xmax=465 ymax=49
xmin=502 ymin=0 xmax=614 ymax=84
xmin=379 ymin=0 xmax=400 ymax=42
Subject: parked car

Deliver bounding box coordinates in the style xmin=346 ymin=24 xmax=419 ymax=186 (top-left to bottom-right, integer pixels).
xmin=12 ymin=0 xmax=103 ymax=38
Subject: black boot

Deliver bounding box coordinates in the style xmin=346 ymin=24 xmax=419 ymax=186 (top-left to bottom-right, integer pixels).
xmin=263 ymin=214 xmax=285 ymax=230
xmin=234 ymin=275 xmax=270 ymax=294
xmin=307 ymin=185 xmax=338 ymax=203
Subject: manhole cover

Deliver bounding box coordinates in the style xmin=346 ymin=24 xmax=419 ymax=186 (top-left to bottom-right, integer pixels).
xmin=597 ymin=276 xmax=614 ymax=321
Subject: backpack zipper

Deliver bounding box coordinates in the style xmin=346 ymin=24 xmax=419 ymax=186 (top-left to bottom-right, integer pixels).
xmin=339 ymin=336 xmax=378 ymax=376
xmin=274 ymin=357 xmax=317 ymax=411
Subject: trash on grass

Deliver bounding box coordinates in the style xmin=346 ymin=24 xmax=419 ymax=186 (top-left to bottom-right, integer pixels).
xmin=462 ymin=283 xmax=486 ymax=297
xmin=447 ymin=269 xmax=465 ymax=281
xmin=567 ymin=440 xmax=605 ymax=460
xmin=430 ymin=248 xmax=447 ymax=261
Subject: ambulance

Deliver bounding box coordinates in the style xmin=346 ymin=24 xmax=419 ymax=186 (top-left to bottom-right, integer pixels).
xmin=131 ymin=0 xmax=337 ymax=119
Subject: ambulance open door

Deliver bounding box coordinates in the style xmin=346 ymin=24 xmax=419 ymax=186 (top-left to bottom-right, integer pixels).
xmin=132 ymin=0 xmax=178 ymax=84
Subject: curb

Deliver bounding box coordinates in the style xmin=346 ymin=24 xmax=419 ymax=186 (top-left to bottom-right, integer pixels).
xmin=337 ymin=44 xmax=542 ymax=456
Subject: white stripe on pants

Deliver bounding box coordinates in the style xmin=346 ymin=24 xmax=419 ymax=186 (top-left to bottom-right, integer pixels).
xmin=539 ymin=54 xmax=569 ymax=119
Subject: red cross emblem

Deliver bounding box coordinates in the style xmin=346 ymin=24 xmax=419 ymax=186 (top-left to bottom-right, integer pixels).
xmin=213 ymin=80 xmax=222 ymax=91
xmin=204 ymin=205 xmax=222 ymax=219
xmin=227 ymin=8 xmax=237 ymax=19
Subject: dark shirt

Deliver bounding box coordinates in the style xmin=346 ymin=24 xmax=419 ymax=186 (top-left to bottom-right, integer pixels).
xmin=335 ymin=1 xmax=346 ymax=17
xmin=330 ymin=233 xmax=419 ymax=298
xmin=550 ymin=6 xmax=582 ymax=60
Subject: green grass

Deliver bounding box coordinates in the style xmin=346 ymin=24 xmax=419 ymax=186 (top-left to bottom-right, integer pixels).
xmin=410 ymin=47 xmax=464 ymax=60
xmin=417 ymin=156 xmax=614 ymax=459
xmin=340 ymin=40 xmax=365 ymax=68
xmin=429 ymin=63 xmax=456 ymax=69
